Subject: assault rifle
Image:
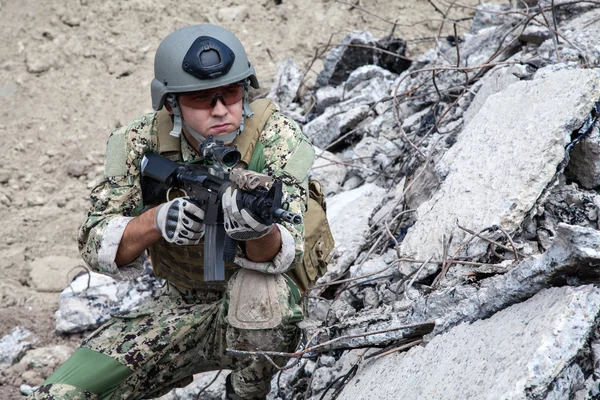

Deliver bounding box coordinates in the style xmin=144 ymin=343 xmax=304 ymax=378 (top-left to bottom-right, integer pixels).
xmin=140 ymin=137 xmax=302 ymax=282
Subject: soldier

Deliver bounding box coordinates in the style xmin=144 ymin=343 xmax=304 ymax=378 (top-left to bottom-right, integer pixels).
xmin=30 ymin=24 xmax=314 ymax=400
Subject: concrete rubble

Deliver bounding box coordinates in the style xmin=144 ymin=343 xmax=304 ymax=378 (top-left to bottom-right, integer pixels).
xmin=338 ymin=285 xmax=600 ymax=400
xmin=8 ymin=1 xmax=600 ymax=399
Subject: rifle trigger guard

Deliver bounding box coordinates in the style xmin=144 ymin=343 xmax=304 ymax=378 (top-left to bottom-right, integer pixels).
xmin=166 ymin=187 xmax=188 ymax=201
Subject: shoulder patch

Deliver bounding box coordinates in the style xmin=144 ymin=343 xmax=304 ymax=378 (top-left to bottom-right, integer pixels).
xmin=283 ymin=139 xmax=315 ymax=183
xmin=105 ymin=132 xmax=128 ymax=177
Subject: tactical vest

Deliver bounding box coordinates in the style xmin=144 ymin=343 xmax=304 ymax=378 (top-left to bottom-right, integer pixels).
xmin=147 ymin=99 xmax=334 ymax=292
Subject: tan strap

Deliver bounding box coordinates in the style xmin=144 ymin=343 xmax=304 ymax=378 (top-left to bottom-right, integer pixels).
xmin=155 ymin=99 xmax=278 ymax=160
xmin=156 ymin=108 xmax=180 ymax=154
xmin=233 ymin=99 xmax=278 ymax=165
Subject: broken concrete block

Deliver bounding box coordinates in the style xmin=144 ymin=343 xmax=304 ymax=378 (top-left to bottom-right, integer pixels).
xmin=266 ymin=58 xmax=302 ymax=111
xmin=304 ymin=105 xmax=369 ymax=149
xmin=344 ymin=65 xmax=395 ymax=92
xmin=2 ymin=345 xmax=73 ymax=387
xmin=55 ymin=271 xmax=161 ymax=333
xmin=349 ymin=255 xmax=392 ymax=284
xmin=314 ymin=85 xmax=344 ymax=115
xmin=303 ymin=109 xmax=342 ymax=149
xmin=315 ymin=31 xmax=377 ymax=89
xmin=338 ymin=105 xmax=369 ymax=133
xmin=406 ymin=224 xmax=600 ymax=333
xmin=338 ymin=285 xmax=600 ymax=400
xmin=351 ymin=136 xmax=402 ymax=182
xmin=311 ymin=148 xmax=347 ymax=196
xmin=566 ymin=127 xmax=600 ymax=189
xmin=326 ymin=184 xmax=386 ymax=275
xmin=0 ymin=328 xmax=34 ymax=372
xmin=518 ymin=24 xmax=553 ymax=45
xmin=375 ymin=36 xmax=411 ymax=75
xmin=156 ymin=370 xmax=229 ymax=400
xmin=448 ymin=24 xmax=521 ymax=68
xmin=399 ymin=69 xmax=600 ymax=277
xmin=471 ymin=3 xmax=515 ymax=34
xmin=463 ymin=65 xmax=521 ymax=127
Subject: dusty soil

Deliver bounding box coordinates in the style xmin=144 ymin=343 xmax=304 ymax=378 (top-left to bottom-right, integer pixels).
xmin=0 ymin=0 xmax=491 ymax=397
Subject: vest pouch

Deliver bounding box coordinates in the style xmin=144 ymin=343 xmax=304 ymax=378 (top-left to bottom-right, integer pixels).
xmin=289 ymin=180 xmax=334 ymax=292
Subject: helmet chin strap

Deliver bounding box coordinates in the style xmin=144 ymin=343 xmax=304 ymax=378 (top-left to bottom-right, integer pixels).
xmin=166 ymin=84 xmax=254 ymax=145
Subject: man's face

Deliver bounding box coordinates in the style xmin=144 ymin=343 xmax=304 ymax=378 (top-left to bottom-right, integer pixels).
xmin=177 ymin=83 xmax=244 ymax=142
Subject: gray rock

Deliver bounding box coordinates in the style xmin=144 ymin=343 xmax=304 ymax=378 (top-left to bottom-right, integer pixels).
xmin=267 ymin=58 xmax=302 ymax=111
xmin=314 ymin=86 xmax=344 ymax=115
xmin=369 ymin=181 xmax=407 ymax=229
xmin=337 ymin=285 xmax=600 ymax=400
xmin=157 ymin=370 xmax=228 ymax=400
xmin=342 ymin=75 xmax=390 ymax=108
xmin=315 ymin=31 xmax=377 ymax=89
xmin=55 ymin=271 xmax=161 ymax=333
xmin=304 ymin=106 xmax=369 ymax=149
xmin=518 ymin=24 xmax=553 ymax=45
xmin=327 ymin=299 xmax=356 ymax=325
xmin=0 ymin=328 xmax=34 ymax=372
xmin=338 ymin=105 xmax=369 ymax=134
xmin=458 ymin=24 xmax=521 ymax=67
xmin=307 ymin=296 xmax=331 ymax=322
xmin=20 ymin=385 xmax=37 ymax=396
xmin=471 ymin=3 xmax=515 ymax=34
xmin=566 ymin=127 xmax=600 ymax=189
xmin=303 ymin=109 xmax=342 ymax=149
xmin=407 ymin=224 xmax=600 ymax=334
xmin=326 ymin=184 xmax=386 ymax=275
xmin=351 ymin=136 xmax=402 ymax=182
xmin=463 ymin=65 xmax=521 ymax=127
xmin=341 ymin=175 xmax=363 ymax=191
xmin=403 ymin=159 xmax=440 ymax=212
xmin=5 ymin=345 xmax=73 ymax=387
xmin=362 ymin=287 xmax=380 ymax=309
xmin=0 ymin=169 xmax=10 ymax=184
xmin=344 ymin=65 xmax=395 ymax=92
xmin=399 ymin=69 xmax=600 ymax=276
xmin=319 ymin=355 xmax=336 ymax=368
xmin=349 ymin=255 xmax=393 ymax=284
xmin=311 ymin=148 xmax=347 ymax=196
xmin=311 ymin=367 xmax=335 ymax=393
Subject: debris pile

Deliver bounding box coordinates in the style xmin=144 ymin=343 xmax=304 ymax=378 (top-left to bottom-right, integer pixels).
xmin=4 ymin=1 xmax=600 ymax=399
xmin=263 ymin=2 xmax=600 ymax=399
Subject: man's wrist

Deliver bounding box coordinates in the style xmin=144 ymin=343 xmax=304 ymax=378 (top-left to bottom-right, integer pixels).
xmin=245 ymin=224 xmax=281 ymax=262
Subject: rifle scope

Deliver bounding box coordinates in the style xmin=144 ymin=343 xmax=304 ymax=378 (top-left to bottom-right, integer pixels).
xmin=199 ymin=136 xmax=241 ymax=169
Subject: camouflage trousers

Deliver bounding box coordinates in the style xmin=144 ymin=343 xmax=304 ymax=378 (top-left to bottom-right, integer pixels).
xmin=29 ymin=272 xmax=302 ymax=400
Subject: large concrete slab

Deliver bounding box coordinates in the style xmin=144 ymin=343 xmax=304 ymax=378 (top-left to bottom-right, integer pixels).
xmin=338 ymin=285 xmax=600 ymax=400
xmin=326 ymin=183 xmax=386 ymax=275
xmin=399 ymin=69 xmax=600 ymax=274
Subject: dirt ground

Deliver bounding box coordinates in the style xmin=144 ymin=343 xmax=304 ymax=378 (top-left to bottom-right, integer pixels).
xmin=0 ymin=0 xmax=492 ymax=397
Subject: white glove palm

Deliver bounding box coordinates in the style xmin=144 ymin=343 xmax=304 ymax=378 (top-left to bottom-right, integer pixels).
xmin=221 ymin=186 xmax=272 ymax=241
xmin=155 ymin=197 xmax=205 ymax=245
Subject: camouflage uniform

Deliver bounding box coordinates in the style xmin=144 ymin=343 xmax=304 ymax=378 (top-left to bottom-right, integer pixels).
xmin=30 ymin=110 xmax=312 ymax=400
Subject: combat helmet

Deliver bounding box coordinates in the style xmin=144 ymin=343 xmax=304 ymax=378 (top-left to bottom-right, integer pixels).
xmin=151 ymin=24 xmax=260 ymax=143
